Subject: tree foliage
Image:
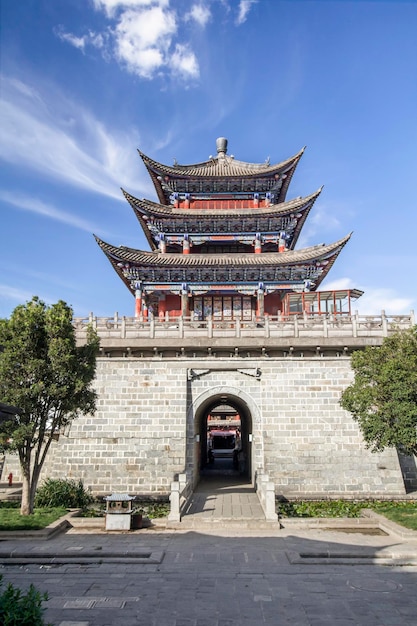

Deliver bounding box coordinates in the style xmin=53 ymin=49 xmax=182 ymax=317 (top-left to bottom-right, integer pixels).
xmin=340 ymin=326 xmax=417 ymax=456
xmin=0 ymin=297 xmax=99 ymax=515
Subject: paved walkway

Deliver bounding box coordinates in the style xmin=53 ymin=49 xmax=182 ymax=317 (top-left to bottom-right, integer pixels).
xmin=1 ymin=477 xmax=417 ymax=625
xmin=181 ymin=475 xmax=266 ymax=525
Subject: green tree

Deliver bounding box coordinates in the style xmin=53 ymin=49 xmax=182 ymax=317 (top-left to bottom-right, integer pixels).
xmin=0 ymin=298 xmax=99 ymax=515
xmin=340 ymin=326 xmax=417 ymax=456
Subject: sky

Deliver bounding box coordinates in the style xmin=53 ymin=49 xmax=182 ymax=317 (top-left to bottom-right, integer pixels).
xmin=1 ymin=0 xmax=416 ymax=320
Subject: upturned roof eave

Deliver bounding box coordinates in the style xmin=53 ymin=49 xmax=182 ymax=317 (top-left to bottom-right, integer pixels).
xmin=313 ymin=255 xmax=340 ymax=289
xmin=122 ymin=187 xmax=322 ymax=219
xmin=134 ymin=211 xmax=158 ymax=251
xmin=289 ymin=209 xmax=312 ymax=250
xmin=138 ymin=147 xmax=305 ymax=180
xmin=95 ymin=233 xmax=351 ymax=268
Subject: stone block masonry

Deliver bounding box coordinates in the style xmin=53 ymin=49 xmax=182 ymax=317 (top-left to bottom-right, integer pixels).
xmin=34 ymin=351 xmax=407 ymax=499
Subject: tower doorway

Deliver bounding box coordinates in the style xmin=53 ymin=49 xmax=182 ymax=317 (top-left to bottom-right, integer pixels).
xmin=196 ymin=393 xmax=253 ymax=481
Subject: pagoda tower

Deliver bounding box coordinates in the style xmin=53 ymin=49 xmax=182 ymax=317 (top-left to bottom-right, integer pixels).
xmin=96 ymin=138 xmax=359 ymax=320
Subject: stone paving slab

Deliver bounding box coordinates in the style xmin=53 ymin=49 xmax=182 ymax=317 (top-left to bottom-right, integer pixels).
xmin=1 ymin=478 xmax=416 ymax=625
xmin=1 ymin=525 xmax=417 ymax=625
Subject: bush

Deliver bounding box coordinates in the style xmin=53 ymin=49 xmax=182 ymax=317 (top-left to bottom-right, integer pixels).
xmin=278 ymin=500 xmax=364 ymax=518
xmin=137 ymin=501 xmax=170 ymax=519
xmin=35 ymin=478 xmax=94 ymax=509
xmin=0 ymin=575 xmax=50 ymax=625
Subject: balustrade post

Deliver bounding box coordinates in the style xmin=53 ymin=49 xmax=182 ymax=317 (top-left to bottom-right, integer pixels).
xmin=352 ymin=311 xmax=358 ymax=337
xmin=89 ymin=312 xmax=97 ymax=330
xmin=381 ymin=310 xmax=388 ymax=336
xmin=168 ymin=481 xmax=181 ymax=522
xmin=265 ymin=314 xmax=270 ymax=338
xmin=178 ymin=473 xmax=187 ymax=492
xmin=293 ymin=315 xmax=299 ymax=337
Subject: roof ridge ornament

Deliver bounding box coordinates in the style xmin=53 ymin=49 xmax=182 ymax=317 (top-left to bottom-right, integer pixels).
xmin=216 ymin=137 xmax=228 ymax=156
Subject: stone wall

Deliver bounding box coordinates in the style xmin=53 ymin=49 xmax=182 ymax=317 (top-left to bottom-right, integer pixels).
xmin=259 ymin=358 xmax=403 ymax=497
xmin=28 ymin=353 xmax=406 ymax=499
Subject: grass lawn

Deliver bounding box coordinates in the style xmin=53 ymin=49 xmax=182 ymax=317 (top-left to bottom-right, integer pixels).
xmin=0 ymin=503 xmax=67 ymax=530
xmin=278 ymin=499 xmax=417 ymax=530
xmin=0 ymin=499 xmax=416 ymax=531
xmin=0 ymin=499 xmax=170 ymax=530
xmin=370 ymin=502 xmax=417 ymax=531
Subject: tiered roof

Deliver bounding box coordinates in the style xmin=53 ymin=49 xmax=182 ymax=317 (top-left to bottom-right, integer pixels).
xmin=96 ymin=138 xmax=352 ymax=303
xmin=95 ymin=234 xmax=351 ymax=294
xmin=138 ymin=145 xmax=305 ymax=205
xmin=122 ymin=188 xmax=322 ymax=251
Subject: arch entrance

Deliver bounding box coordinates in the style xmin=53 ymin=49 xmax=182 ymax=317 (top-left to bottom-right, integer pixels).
xmin=193 ymin=389 xmax=254 ymax=482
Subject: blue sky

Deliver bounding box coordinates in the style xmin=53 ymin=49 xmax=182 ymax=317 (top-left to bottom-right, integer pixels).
xmin=1 ymin=0 xmax=416 ymax=319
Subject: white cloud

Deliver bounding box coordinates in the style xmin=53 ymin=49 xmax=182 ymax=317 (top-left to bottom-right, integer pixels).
xmin=55 ymin=27 xmax=107 ymax=53
xmin=57 ymin=0 xmax=205 ymax=81
xmin=0 ymin=283 xmax=71 ymax=317
xmin=114 ymin=6 xmax=177 ymax=77
xmin=170 ymin=44 xmax=199 ymax=79
xmin=55 ymin=31 xmax=87 ymax=51
xmin=92 ymin=0 xmax=167 ymax=19
xmin=321 ymin=278 xmax=415 ymax=315
xmin=57 ymin=0 xmax=259 ymax=80
xmin=297 ymin=201 xmax=341 ymax=247
xmin=354 ymin=289 xmax=414 ymax=316
xmin=321 ymin=278 xmax=354 ymax=292
xmin=185 ymin=3 xmax=211 ymax=27
xmin=0 ymin=284 xmax=37 ymax=306
xmin=0 ymin=191 xmax=101 ymax=233
xmin=0 ymin=75 xmax=149 ymax=199
xmin=236 ymin=0 xmax=257 ymax=25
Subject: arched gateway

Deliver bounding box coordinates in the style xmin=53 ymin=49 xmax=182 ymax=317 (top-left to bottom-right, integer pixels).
xmin=187 ymin=385 xmax=261 ymax=487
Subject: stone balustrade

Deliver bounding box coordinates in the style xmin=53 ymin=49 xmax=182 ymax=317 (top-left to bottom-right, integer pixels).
xmin=167 ymin=473 xmax=193 ymax=522
xmin=74 ymin=311 xmax=415 ymax=346
xmin=256 ymin=472 xmax=278 ymax=522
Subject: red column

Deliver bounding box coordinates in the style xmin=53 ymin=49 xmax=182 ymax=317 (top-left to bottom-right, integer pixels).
xmin=256 ymin=285 xmax=265 ymax=317
xmin=183 ymin=235 xmax=190 ymax=254
xmin=181 ymin=285 xmax=189 ymax=317
xmin=254 ymin=233 xmax=262 ymax=254
xmin=278 ymin=231 xmax=286 ymax=253
xmin=159 ymin=294 xmax=167 ymax=319
xmin=135 ymin=289 xmax=142 ymax=318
